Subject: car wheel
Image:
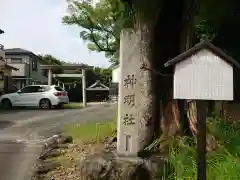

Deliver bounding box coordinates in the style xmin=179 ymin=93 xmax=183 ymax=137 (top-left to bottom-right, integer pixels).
xmin=39 ymin=99 xmax=51 ymax=109
xmin=1 ymin=99 xmax=12 ymax=109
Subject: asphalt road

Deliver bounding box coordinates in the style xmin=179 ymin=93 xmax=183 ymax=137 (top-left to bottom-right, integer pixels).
xmin=0 ymin=103 xmax=116 ymax=139
xmin=0 ymin=103 xmax=116 ymax=180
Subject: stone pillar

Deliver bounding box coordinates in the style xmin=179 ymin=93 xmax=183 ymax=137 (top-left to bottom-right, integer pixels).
xmin=48 ymin=69 xmax=52 ymax=85
xmin=117 ymin=29 xmax=153 ymax=156
xmin=82 ymin=69 xmax=87 ymax=107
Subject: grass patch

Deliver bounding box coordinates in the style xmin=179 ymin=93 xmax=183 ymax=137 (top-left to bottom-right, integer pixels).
xmin=64 ymin=102 xmax=83 ymax=109
xmin=65 ymin=120 xmax=117 ymax=143
xmin=166 ymin=117 xmax=240 ymax=180
xmin=65 ymin=109 xmax=118 ymax=142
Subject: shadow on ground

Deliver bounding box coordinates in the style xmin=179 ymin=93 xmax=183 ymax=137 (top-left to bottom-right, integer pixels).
xmin=0 ymin=108 xmax=35 ymax=115
xmin=0 ymin=107 xmax=61 ymax=114
xmin=0 ymin=121 xmax=14 ymax=130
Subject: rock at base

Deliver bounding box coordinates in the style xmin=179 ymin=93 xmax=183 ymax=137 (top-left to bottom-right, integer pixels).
xmin=77 ymin=151 xmax=174 ymax=180
xmin=35 ymin=160 xmax=61 ymax=174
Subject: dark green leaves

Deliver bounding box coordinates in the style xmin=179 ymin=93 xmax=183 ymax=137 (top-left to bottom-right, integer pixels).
xmin=62 ymin=0 xmax=132 ymax=65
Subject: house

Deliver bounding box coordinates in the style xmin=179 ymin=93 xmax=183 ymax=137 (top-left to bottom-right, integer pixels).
xmin=0 ymin=29 xmax=19 ymax=94
xmin=5 ymin=48 xmax=48 ymax=89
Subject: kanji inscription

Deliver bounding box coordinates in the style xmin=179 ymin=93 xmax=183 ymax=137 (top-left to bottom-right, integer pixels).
xmin=124 ymin=74 xmax=136 ymax=88
xmin=125 ymin=134 xmax=131 ymax=151
xmin=124 ymin=93 xmax=135 ymax=106
xmin=122 ymin=114 xmax=135 ymax=125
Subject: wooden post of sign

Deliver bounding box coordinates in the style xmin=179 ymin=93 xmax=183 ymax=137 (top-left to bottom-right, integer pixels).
xmin=196 ymin=100 xmax=207 ymax=180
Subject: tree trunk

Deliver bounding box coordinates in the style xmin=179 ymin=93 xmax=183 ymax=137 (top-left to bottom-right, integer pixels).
xmin=134 ymin=19 xmax=157 ymax=155
xmin=151 ymin=0 xmax=187 ymax=140
xmin=180 ymin=0 xmax=199 ymax=137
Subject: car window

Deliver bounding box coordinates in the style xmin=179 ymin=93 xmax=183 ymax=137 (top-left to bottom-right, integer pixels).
xmin=37 ymin=86 xmax=45 ymax=92
xmin=43 ymin=86 xmax=51 ymax=91
xmin=54 ymin=86 xmax=63 ymax=91
xmin=21 ymin=86 xmax=51 ymax=93
xmin=37 ymin=86 xmax=51 ymax=92
xmin=21 ymin=86 xmax=38 ymax=93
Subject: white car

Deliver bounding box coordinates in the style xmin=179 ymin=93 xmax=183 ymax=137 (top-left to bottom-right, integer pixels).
xmin=0 ymin=85 xmax=69 ymax=109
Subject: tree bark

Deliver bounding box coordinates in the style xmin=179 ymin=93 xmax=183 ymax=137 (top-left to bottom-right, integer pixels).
xmin=180 ymin=0 xmax=199 ymax=136
xmin=134 ymin=19 xmax=157 ymax=155
xmin=151 ymin=0 xmax=187 ymax=140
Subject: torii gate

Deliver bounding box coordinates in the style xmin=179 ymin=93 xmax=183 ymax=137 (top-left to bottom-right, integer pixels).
xmin=40 ymin=64 xmax=93 ymax=107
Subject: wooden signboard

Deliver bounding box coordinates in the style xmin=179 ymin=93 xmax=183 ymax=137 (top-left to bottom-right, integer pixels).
xmin=165 ymin=40 xmax=240 ymax=180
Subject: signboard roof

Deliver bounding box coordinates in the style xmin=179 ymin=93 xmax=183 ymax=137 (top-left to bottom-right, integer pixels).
xmin=164 ymin=40 xmax=240 ymax=68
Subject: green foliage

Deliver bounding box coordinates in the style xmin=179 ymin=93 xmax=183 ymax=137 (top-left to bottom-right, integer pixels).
xmin=38 ymin=54 xmax=64 ymax=75
xmin=38 ymin=54 xmax=63 ymax=65
xmin=38 ymin=53 xmax=112 ymax=87
xmin=93 ymin=67 xmax=112 ymax=86
xmin=195 ymin=20 xmax=216 ymax=42
xmin=62 ymin=0 xmax=132 ymax=66
xmin=165 ymin=117 xmax=240 ymax=179
xmin=194 ymin=0 xmax=235 ymax=42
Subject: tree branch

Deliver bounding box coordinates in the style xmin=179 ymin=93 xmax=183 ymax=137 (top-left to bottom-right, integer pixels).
xmin=94 ymin=23 xmax=116 ymax=37
xmin=88 ymin=19 xmax=116 ymax=53
xmin=72 ymin=14 xmax=116 ymax=53
xmin=89 ymin=28 xmax=115 ymax=53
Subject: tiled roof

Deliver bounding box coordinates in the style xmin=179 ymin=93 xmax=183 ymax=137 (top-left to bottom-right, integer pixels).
xmin=4 ymin=48 xmax=32 ymax=54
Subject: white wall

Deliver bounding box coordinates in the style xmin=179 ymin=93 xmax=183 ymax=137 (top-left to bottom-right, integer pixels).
xmin=0 ymin=48 xmax=4 ymax=59
xmin=10 ymin=64 xmax=27 ymax=76
xmin=7 ymin=54 xmax=30 ymax=77
xmin=112 ymin=66 xmax=120 ymax=83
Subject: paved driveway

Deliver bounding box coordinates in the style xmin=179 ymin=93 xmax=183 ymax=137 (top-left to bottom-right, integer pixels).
xmin=0 ymin=103 xmax=117 ymax=139
xmin=0 ymin=103 xmax=116 ymax=180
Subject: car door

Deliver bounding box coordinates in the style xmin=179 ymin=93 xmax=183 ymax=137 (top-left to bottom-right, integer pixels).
xmin=23 ymin=86 xmax=43 ymax=106
xmin=17 ymin=86 xmax=39 ymax=106
xmin=14 ymin=86 xmax=29 ymax=106
xmin=29 ymin=86 xmax=45 ymax=106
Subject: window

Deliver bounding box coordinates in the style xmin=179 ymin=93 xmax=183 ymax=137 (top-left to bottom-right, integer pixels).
xmin=21 ymin=86 xmax=39 ymax=93
xmin=36 ymin=86 xmax=51 ymax=92
xmin=32 ymin=60 xmax=37 ymax=71
xmin=42 ymin=86 xmax=51 ymax=92
xmin=10 ymin=58 xmax=22 ymax=63
xmin=20 ymin=86 xmax=48 ymax=93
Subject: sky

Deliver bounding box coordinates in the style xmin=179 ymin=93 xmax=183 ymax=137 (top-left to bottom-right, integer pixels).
xmin=0 ymin=0 xmax=110 ymax=68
